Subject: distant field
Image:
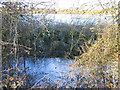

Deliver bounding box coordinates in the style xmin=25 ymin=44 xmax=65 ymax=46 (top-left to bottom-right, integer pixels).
xmin=27 ymin=8 xmax=117 ymax=15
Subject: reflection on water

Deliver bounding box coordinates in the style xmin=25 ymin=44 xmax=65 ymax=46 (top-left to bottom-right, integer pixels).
xmin=25 ymin=58 xmax=73 ymax=75
xmin=25 ymin=14 xmax=113 ymax=25
xmin=7 ymin=58 xmax=79 ymax=87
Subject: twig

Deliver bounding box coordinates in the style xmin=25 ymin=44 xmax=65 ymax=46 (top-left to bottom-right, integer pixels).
xmin=0 ymin=41 xmax=32 ymax=50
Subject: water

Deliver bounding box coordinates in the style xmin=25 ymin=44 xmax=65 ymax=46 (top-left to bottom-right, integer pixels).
xmin=23 ymin=14 xmax=113 ymax=25
xmin=6 ymin=58 xmax=78 ymax=87
xmin=24 ymin=58 xmax=73 ymax=76
xmin=4 ymin=14 xmax=116 ymax=88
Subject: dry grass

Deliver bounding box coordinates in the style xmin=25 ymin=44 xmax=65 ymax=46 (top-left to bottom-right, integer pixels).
xmin=75 ymin=24 xmax=118 ymax=66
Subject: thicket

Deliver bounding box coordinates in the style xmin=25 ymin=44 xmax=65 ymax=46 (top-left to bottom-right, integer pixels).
xmin=72 ymin=1 xmax=119 ymax=88
xmin=1 ymin=1 xmax=97 ymax=89
xmin=1 ymin=2 xmax=97 ymax=61
xmin=0 ymin=1 xmax=119 ymax=89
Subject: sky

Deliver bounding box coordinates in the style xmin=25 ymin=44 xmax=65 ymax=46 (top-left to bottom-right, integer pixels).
xmin=0 ymin=0 xmax=119 ymax=10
